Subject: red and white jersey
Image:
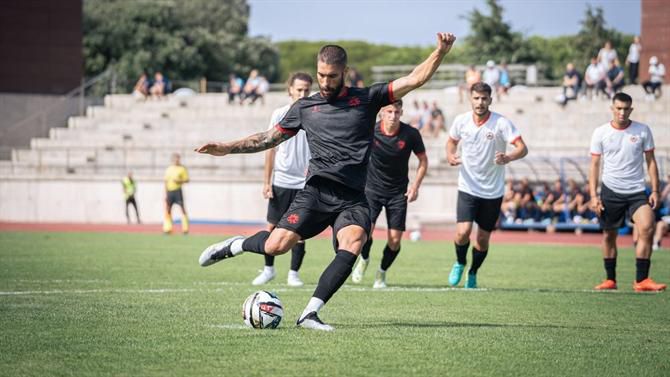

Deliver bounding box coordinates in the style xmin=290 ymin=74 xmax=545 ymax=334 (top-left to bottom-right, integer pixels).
xmin=449 ymin=111 xmax=521 ymax=199
xmin=268 ymin=104 xmax=310 ymax=189
xmin=590 ymin=121 xmax=655 ymax=194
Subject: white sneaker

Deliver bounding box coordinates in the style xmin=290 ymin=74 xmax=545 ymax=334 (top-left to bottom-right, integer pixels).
xmin=252 ymin=268 xmax=276 ymax=285
xmin=287 ymin=271 xmax=304 ymax=287
xmin=199 ymin=235 xmax=245 ymax=267
xmin=373 ymin=270 xmax=387 ymax=289
xmin=351 ymin=258 xmax=369 ymax=283
xmin=296 ymin=311 xmax=334 ymax=331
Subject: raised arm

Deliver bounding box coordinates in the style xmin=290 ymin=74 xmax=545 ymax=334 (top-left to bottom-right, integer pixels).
xmin=194 ymin=127 xmax=293 ymax=156
xmin=391 ymin=33 xmax=456 ymax=99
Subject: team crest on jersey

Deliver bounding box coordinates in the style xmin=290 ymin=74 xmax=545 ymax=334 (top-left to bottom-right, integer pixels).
xmin=348 ymin=97 xmax=361 ymax=107
xmin=397 ymin=140 xmax=406 ymax=150
xmin=486 ymin=131 xmax=495 ymax=140
xmin=312 ymin=105 xmax=320 ymax=113
xmin=287 ymin=213 xmax=300 ymax=224
xmin=630 ymin=135 xmax=639 ymax=143
xmin=373 ymin=140 xmax=381 ymax=147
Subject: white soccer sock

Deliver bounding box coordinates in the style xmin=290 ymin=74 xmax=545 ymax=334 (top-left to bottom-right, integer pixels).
xmin=264 ymin=265 xmax=275 ymax=274
xmin=288 ymin=270 xmax=299 ymax=277
xmin=230 ymin=238 xmax=245 ymax=255
xmin=300 ymin=297 xmax=325 ymax=320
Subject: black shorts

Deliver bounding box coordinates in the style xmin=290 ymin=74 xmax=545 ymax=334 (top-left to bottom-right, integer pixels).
xmin=276 ymin=176 xmax=371 ymax=240
xmin=599 ymin=184 xmax=649 ymax=230
xmin=267 ymin=185 xmax=301 ymax=225
xmin=166 ymin=189 xmax=184 ymax=208
xmin=456 ymin=191 xmax=503 ymax=232
xmin=126 ymin=196 xmax=137 ymax=207
xmin=366 ymin=190 xmax=408 ymax=231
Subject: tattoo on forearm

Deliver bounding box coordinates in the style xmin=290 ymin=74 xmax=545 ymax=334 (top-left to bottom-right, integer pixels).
xmin=229 ymin=129 xmax=291 ymax=153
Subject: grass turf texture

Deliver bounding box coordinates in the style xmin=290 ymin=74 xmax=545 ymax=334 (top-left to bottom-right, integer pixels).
xmin=1 ymin=231 xmax=668 ymax=377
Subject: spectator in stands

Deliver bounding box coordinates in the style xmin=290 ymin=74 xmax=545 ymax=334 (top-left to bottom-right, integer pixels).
xmin=241 ymin=69 xmax=261 ymax=104
xmin=516 ymin=177 xmax=539 ymax=222
xmin=498 ymin=62 xmax=511 ymax=96
xmin=347 ymin=68 xmax=364 ymax=88
xmin=604 ymin=59 xmax=625 ymax=98
xmin=227 ymin=73 xmax=244 ymax=104
xmin=626 ymin=36 xmax=642 ymax=85
xmin=427 ymin=101 xmax=445 ymax=138
xmin=501 ymin=179 xmax=518 ymax=223
xmin=407 ymin=100 xmax=422 ymax=129
xmin=652 ymin=176 xmax=670 ymax=250
xmin=540 ymin=179 xmax=564 ymax=222
xmin=419 ymin=100 xmax=432 ymax=135
xmin=459 ymin=65 xmax=481 ymax=103
xmin=150 ymin=72 xmax=168 ymax=99
xmin=597 ymin=40 xmax=618 ymax=72
xmin=549 ymin=179 xmax=568 ymax=222
xmin=642 ymin=56 xmax=665 ymax=100
xmin=122 ymin=172 xmax=141 ymax=224
xmin=572 ymin=182 xmax=596 ymax=223
xmin=584 ymin=57 xmax=606 ymax=99
xmin=482 ymin=60 xmax=500 ymax=96
xmin=163 ymin=153 xmax=190 ymax=235
xmin=559 ymin=63 xmax=582 ymax=106
xmin=132 ymin=72 xmax=150 ymax=100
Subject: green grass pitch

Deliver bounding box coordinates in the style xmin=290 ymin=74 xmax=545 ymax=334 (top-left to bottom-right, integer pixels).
xmin=1 ymin=231 xmax=668 ymax=377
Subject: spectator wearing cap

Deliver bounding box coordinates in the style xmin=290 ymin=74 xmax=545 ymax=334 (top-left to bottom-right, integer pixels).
xmin=482 ymin=60 xmax=500 ymax=95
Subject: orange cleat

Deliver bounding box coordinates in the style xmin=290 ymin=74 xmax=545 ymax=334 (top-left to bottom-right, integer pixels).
xmin=633 ymin=278 xmax=667 ymax=292
xmin=594 ymin=279 xmax=618 ymax=290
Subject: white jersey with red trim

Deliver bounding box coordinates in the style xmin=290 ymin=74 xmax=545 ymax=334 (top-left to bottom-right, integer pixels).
xmin=590 ymin=121 xmax=655 ymax=194
xmin=449 ymin=111 xmax=521 ymax=199
xmin=268 ymin=104 xmax=310 ymax=189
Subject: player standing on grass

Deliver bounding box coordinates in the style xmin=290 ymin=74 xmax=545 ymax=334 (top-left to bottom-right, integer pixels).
xmin=252 ymin=72 xmax=313 ymax=287
xmin=589 ymin=92 xmax=666 ymax=292
xmin=196 ymin=32 xmax=456 ymax=331
xmin=350 ymin=100 xmax=428 ymax=288
xmin=446 ymin=82 xmax=528 ymax=288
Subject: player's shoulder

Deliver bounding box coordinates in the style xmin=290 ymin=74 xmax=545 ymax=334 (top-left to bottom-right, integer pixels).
xmin=400 ymin=121 xmax=421 ymax=137
xmin=630 ymin=120 xmax=651 ymax=132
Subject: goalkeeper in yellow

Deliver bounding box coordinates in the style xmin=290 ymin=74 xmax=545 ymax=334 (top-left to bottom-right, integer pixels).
xmin=164 ymin=153 xmax=190 ymax=234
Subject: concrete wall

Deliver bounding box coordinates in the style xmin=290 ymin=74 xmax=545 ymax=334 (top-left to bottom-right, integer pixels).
xmin=0 ymin=175 xmax=458 ymax=227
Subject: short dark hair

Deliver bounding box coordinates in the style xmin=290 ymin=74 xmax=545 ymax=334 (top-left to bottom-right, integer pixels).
xmin=612 ymin=92 xmax=632 ymax=105
xmin=318 ymin=45 xmax=347 ymax=67
xmin=470 ymin=82 xmax=492 ymax=96
xmin=391 ymin=99 xmax=403 ymax=108
xmin=288 ymin=72 xmax=313 ymax=87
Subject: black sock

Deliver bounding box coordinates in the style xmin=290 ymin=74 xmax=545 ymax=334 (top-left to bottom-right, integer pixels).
xmin=241 ymin=230 xmax=270 ymax=255
xmin=469 ymin=248 xmax=488 ymax=274
xmin=455 ymin=241 xmax=469 ymax=265
xmin=313 ymin=250 xmax=357 ymax=304
xmin=290 ymin=242 xmax=306 ymax=271
xmin=380 ymin=244 xmax=400 ymax=271
xmin=264 ymin=254 xmax=275 ymax=267
xmin=635 ymin=258 xmax=650 ymax=283
xmin=604 ymin=258 xmax=616 ymax=281
xmin=361 ymin=238 xmax=373 ymax=260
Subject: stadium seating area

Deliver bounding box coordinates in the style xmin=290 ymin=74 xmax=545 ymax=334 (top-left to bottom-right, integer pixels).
xmin=0 ymin=85 xmax=668 ymax=226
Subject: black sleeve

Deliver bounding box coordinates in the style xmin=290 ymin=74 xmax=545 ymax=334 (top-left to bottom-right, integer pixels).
xmin=412 ymin=128 xmax=426 ymax=155
xmin=277 ymin=101 xmax=302 ymax=135
xmin=368 ymin=82 xmax=395 ymax=110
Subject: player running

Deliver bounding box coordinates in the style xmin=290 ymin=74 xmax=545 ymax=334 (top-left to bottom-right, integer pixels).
xmin=351 ymin=100 xmax=428 ymax=288
xmin=196 ymin=32 xmax=457 ymax=331
xmin=590 ymin=92 xmax=666 ymax=292
xmin=446 ymin=82 xmax=528 ymax=288
xmin=252 ymin=72 xmax=313 ymax=287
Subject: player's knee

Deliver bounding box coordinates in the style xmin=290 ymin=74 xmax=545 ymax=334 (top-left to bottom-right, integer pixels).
xmin=264 ymin=236 xmax=292 ymax=256
xmin=455 ymin=230 xmax=470 ymax=244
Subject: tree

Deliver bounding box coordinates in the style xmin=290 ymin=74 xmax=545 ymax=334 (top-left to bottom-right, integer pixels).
xmin=83 ymin=0 xmax=279 ymax=91
xmin=461 ymin=0 xmax=532 ymax=64
xmin=573 ymin=5 xmax=632 ymax=69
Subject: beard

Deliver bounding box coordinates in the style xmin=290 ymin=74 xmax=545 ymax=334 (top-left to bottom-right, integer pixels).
xmin=319 ymin=78 xmax=344 ymax=102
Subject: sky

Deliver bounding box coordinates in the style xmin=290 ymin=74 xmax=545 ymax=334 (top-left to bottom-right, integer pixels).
xmin=247 ymin=0 xmax=641 ymax=46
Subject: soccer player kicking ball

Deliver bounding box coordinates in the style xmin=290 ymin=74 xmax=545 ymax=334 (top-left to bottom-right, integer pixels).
xmin=196 ymin=32 xmax=457 ymax=331
xmin=446 ymin=82 xmax=528 ymax=288
xmin=590 ymin=92 xmax=666 ymax=292
xmin=351 ymin=100 xmax=428 ymax=288
xmin=252 ymin=72 xmax=313 ymax=287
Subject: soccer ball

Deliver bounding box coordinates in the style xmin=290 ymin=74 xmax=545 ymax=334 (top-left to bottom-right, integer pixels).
xmin=242 ymin=290 xmax=284 ymax=329
xmin=409 ymin=230 xmax=422 ymax=242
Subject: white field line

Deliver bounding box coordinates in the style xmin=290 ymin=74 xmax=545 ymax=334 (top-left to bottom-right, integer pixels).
xmin=0 ymin=282 xmax=653 ymax=296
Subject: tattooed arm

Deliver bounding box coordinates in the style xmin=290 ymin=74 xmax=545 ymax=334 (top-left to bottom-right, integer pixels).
xmin=194 ymin=127 xmax=294 ymax=156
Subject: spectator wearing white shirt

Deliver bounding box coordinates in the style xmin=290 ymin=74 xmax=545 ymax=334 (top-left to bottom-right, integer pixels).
xmin=626 ymin=36 xmax=642 ymax=84
xmin=597 ymin=41 xmax=618 ymax=71
xmin=642 ymin=56 xmax=665 ymax=100
xmin=584 ymin=57 xmax=606 ymax=99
